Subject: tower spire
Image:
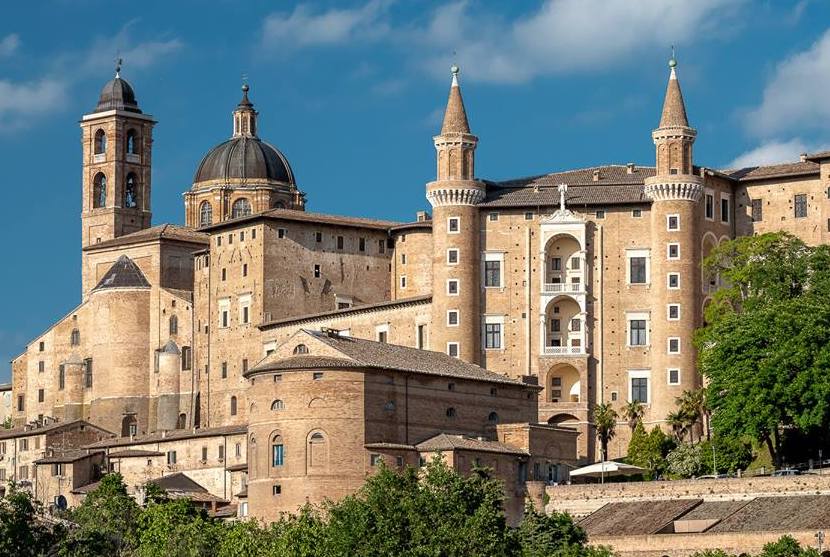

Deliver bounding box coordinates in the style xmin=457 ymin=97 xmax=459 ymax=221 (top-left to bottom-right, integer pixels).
xmin=440 ymin=65 xmax=470 ymax=134
xmin=658 ymin=49 xmax=689 ymax=128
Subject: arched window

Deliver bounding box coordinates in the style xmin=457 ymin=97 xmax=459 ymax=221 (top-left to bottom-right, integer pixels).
xmin=121 ymin=415 xmax=137 ymax=437
xmin=94 ymin=129 xmax=107 ymax=155
xmin=230 ymin=396 xmax=238 ymax=416
xmin=231 ymin=198 xmax=252 ymax=219
xmin=308 ymin=431 xmax=327 ymax=468
xmin=293 ymin=344 xmax=308 ymax=355
xmin=271 ymin=400 xmax=285 ymax=411
xmin=249 ymin=435 xmax=257 ymax=478
xmin=446 ymin=407 xmax=456 ymax=418
xmin=176 ymin=413 xmax=186 ymax=429
xmin=271 ymin=435 xmax=284 ymax=467
xmin=488 ymin=412 xmax=499 ymax=424
xmin=125 ymin=173 xmax=138 ymax=208
xmin=272 ymin=200 xmax=285 ymax=209
xmin=93 ymin=173 xmax=107 ymax=208
xmin=169 ymin=315 xmax=178 ymax=335
xmin=199 ymin=202 xmax=213 ymax=227
xmin=70 ymin=329 xmax=80 ymax=346
xmin=126 ymin=129 xmax=138 ymax=155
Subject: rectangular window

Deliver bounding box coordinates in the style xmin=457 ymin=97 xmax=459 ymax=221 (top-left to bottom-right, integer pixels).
xmin=668 ymin=368 xmax=680 ymax=385
xmin=201 ymin=446 xmax=208 ymax=462
xmin=20 ymin=438 xmax=28 ymax=451
xmin=629 ymin=319 xmax=648 ymax=346
xmin=751 ymin=199 xmax=763 ymax=222
xmin=721 ymin=196 xmax=730 ymax=223
xmin=83 ymin=358 xmax=93 ymax=388
xmin=448 ymin=217 xmax=460 ymax=233
xmin=524 ymin=212 xmax=534 ymax=220
xmin=242 ymin=359 xmax=248 ymax=372
xmin=551 ymin=318 xmax=560 ymax=332
xmin=181 ymin=346 xmax=192 ymax=370
xmin=17 ymin=395 xmax=24 ymax=411
xmin=359 ymin=237 xmax=366 ymax=251
xmin=277 ymin=228 xmax=287 ymax=239
xmin=401 ymin=254 xmax=406 ymax=264
xmin=447 ymin=310 xmax=459 ymax=326
xmin=38 ymin=361 xmax=44 ymax=373
xmin=447 ymin=279 xmax=459 ymax=295
xmin=337 ymin=236 xmax=344 ymax=250
xmin=18 ymin=466 xmax=28 ymax=480
xmin=378 ymin=239 xmax=385 ymax=253
xmin=377 ymin=330 xmax=388 ymax=343
xmin=315 ymin=231 xmax=322 ymax=243
xmin=610 ymin=391 xmax=618 ymax=402
xmin=488 ymin=212 xmax=499 ymax=221
xmin=705 ymin=192 xmax=714 ymax=220
xmin=551 ymin=257 xmax=562 ymax=271
xmin=218 ymin=445 xmax=225 ymax=460
xmin=595 ymin=210 xmax=605 ymax=219
xmin=794 ymin=194 xmax=808 ymax=218
xmin=221 ymin=362 xmax=228 ymax=379
xmin=484 ymin=323 xmax=502 ymax=349
xmin=272 ymin=484 xmax=282 ymax=496
xmin=447 ymin=342 xmax=459 ymax=358
xmin=484 ymin=261 xmax=501 ymax=287
xmin=630 ymin=257 xmax=647 ymax=284
xmin=240 ymin=231 xmax=245 ymax=241
xmin=631 ymin=377 xmax=648 ymax=403
xmin=39 ymin=341 xmax=44 ymax=352
xmin=228 ymin=234 xmax=233 ymax=244
xmin=217 ymin=236 xmax=222 ymax=246
xmin=570 ymin=318 xmax=581 ymax=332
xmin=667 ymin=214 xmax=679 ymax=231
xmin=167 ymin=451 xmax=177 ymax=465
xmin=252 ymin=228 xmax=257 ymax=239
xmin=221 ymin=268 xmax=227 ymax=281
xmin=221 ymin=309 xmax=229 ymax=328
xmin=370 ymin=454 xmax=382 ymax=466
xmin=272 ymin=443 xmax=284 ymax=466
xmin=667 ymin=243 xmax=680 ymax=260
xmin=0 ymin=469 xmax=5 ymax=482
xmin=38 ymin=389 xmax=44 ymax=403
xmin=58 ymin=365 xmax=65 ymax=390
xmin=242 ymin=263 xmax=248 ymax=277
xmin=417 ymin=324 xmax=426 ymax=349
xmin=400 ymin=276 xmax=407 ymax=289
xmin=632 ymin=209 xmax=642 ymax=218
xmin=668 ymin=337 xmax=681 ymax=354
xmin=667 ymin=304 xmax=680 ymax=320
xmin=313 ymin=264 xmax=321 ymax=278
xmin=668 ymin=273 xmax=680 ymax=289
xmin=447 ymin=249 xmax=459 ymax=264
xmin=313 ymin=372 xmax=324 ymax=380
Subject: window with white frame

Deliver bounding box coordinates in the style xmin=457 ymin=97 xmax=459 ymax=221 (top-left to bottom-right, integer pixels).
xmin=667 ymin=368 xmax=680 ymax=385
xmin=447 ymin=342 xmax=459 ymax=358
xmin=626 ymin=249 xmax=650 ymax=284
xmin=628 ymin=370 xmax=651 ymax=403
xmin=400 ymin=276 xmax=407 ymax=289
xmin=627 ymin=312 xmax=649 ymax=347
xmin=447 ymin=310 xmax=459 ymax=326
xmin=720 ymin=193 xmax=731 ymax=224
xmin=483 ymin=252 xmax=504 ymax=288
xmin=238 ymin=294 xmax=252 ymax=325
xmin=447 ymin=279 xmax=459 ymax=295
xmin=667 ymin=304 xmax=680 ymax=320
xmin=667 ymin=214 xmax=680 ymax=231
xmin=668 ymin=337 xmax=681 ymax=354
xmin=483 ymin=315 xmax=504 ymax=350
xmin=218 ymin=298 xmax=230 ymax=328
xmin=667 ymin=243 xmax=680 ymax=260
xmin=705 ymin=191 xmax=715 ymax=220
xmin=447 ymin=248 xmax=459 ymax=265
xmin=447 ymin=217 xmax=460 ymax=233
xmin=667 ymin=273 xmax=680 ymax=289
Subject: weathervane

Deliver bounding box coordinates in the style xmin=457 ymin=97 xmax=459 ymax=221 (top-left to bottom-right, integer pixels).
xmin=115 ymin=52 xmax=123 ymax=78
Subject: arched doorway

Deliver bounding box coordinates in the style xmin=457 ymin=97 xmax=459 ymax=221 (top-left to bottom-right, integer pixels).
xmin=547 ymin=364 xmax=581 ymax=403
xmin=121 ymin=415 xmax=137 ymax=437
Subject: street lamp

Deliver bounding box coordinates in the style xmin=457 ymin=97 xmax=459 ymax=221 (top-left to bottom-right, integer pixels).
xmin=815 ymin=530 xmax=824 ymax=553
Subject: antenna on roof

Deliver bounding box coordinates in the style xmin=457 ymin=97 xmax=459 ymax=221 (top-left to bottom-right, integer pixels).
xmin=115 ymin=52 xmax=123 ymax=79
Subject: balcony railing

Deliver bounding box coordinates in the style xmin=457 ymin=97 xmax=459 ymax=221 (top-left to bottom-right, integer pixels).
xmin=542 ymin=282 xmax=584 ymax=294
xmin=542 ymin=345 xmax=587 ymax=356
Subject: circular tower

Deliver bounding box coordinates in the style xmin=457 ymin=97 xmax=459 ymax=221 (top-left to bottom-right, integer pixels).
xmin=643 ymin=55 xmax=703 ymax=424
xmin=156 ymin=340 xmax=182 ymax=431
xmin=426 ymin=66 xmax=485 ymax=363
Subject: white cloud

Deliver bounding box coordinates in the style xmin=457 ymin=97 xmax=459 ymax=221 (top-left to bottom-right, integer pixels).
xmin=262 ymin=0 xmax=391 ymax=49
xmin=68 ymin=23 xmax=183 ymax=77
xmin=0 ymin=33 xmax=20 ymax=57
xmin=0 ymin=78 xmax=68 ymax=131
xmin=416 ymin=0 xmax=746 ymax=83
xmin=728 ymin=138 xmax=811 ymax=168
xmin=744 ymin=28 xmax=830 ymax=137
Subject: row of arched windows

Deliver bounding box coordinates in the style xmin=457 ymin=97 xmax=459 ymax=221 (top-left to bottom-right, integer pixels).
xmin=249 ymin=430 xmax=329 ymax=478
xmin=198 ymin=198 xmax=252 ymax=227
xmin=92 ymin=172 xmax=140 ymax=209
xmin=93 ymin=128 xmax=140 ymax=156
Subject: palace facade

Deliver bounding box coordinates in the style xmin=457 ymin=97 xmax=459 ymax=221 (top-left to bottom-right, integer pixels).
xmin=6 ymin=57 xmax=830 ymax=518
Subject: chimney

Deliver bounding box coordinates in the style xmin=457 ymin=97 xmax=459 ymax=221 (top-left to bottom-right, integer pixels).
xmin=592 ymin=169 xmax=601 ymax=182
xmin=626 ymin=163 xmax=636 ymax=174
xmin=800 ymin=153 xmax=808 ymax=162
xmin=161 ymin=430 xmax=166 ymax=439
xmin=416 ymin=211 xmax=430 ymax=222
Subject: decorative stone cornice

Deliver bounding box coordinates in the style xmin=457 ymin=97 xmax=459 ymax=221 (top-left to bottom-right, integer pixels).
xmin=426 ymin=186 xmax=486 ymax=207
xmin=643 ymin=176 xmax=703 ymax=202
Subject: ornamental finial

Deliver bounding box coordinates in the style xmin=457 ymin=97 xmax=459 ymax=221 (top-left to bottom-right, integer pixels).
xmin=557 ymin=183 xmax=568 ymax=212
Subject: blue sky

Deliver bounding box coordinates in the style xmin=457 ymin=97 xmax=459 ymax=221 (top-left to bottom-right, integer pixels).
xmin=1 ymin=0 xmax=829 ymax=380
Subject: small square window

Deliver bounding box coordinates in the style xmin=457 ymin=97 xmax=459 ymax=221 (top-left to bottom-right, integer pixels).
xmin=489 ymin=213 xmax=499 ymax=222
xmin=610 ymin=391 xmax=618 ymax=402
xmin=668 ymin=337 xmax=681 ymax=354
xmin=370 ymin=454 xmax=382 ymax=466
xmin=668 ymin=304 xmax=680 ymax=320
xmin=272 ymin=484 xmax=282 ymax=496
xmin=447 ymin=343 xmax=459 ymax=358
xmin=632 ymin=209 xmax=642 ymax=218
xmin=447 ymin=279 xmax=459 ymax=295
xmin=448 ymin=217 xmax=460 ymax=233
xmin=668 ymin=273 xmax=680 ymax=289
xmin=313 ymin=372 xmax=324 ymax=380
xmin=667 ymin=244 xmax=680 ymax=260
xmin=524 ymin=212 xmax=534 ymax=220
xmin=447 ymin=310 xmax=459 ymax=326
xmin=668 ymin=368 xmax=680 ymax=385
xmin=447 ymin=249 xmax=459 ymax=264
xmin=595 ymin=210 xmax=605 ymax=219
xmin=667 ymin=215 xmax=679 ymax=230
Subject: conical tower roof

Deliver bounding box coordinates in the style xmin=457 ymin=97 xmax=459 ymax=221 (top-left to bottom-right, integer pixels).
xmin=92 ymin=255 xmax=150 ymax=291
xmin=440 ymin=65 xmax=471 ymax=134
xmin=658 ymin=57 xmax=689 ymax=128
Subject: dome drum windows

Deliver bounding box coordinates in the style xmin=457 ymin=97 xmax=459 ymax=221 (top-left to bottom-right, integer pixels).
xmin=271 ymin=399 xmax=285 ymax=411
xmin=231 ymin=198 xmax=252 ymax=219
xmin=199 ymin=201 xmax=213 ymax=227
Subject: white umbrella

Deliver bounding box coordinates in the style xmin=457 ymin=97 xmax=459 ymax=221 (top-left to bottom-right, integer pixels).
xmin=569 ymin=461 xmax=645 ymax=482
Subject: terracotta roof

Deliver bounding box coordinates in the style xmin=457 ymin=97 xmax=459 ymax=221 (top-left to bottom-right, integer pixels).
xmin=441 ymin=70 xmax=470 ymax=134
xmin=250 ymin=355 xmax=356 ymax=371
xmin=226 ymin=462 xmax=248 ymax=472
xmin=149 ymin=472 xmax=226 ymax=503
xmin=162 ymin=288 xmax=193 ymax=302
xmin=807 ymin=150 xmax=830 ymax=162
xmin=723 ymin=161 xmax=820 ymax=181
xmin=0 ymin=419 xmax=114 ymax=441
xmin=481 ymin=165 xmax=656 ymax=208
xmin=107 ymin=449 xmax=164 ymax=458
xmin=364 ymin=442 xmax=417 ymax=451
xmin=389 ymin=221 xmax=433 ymax=233
xmin=708 ymin=495 xmax=830 ymax=533
xmin=677 ymin=500 xmax=750 ymax=522
xmin=92 ymin=255 xmax=150 ymax=291
xmin=35 ymin=450 xmax=104 ymax=464
xmin=259 ymin=295 xmax=431 ymax=329
xmin=211 ymin=504 xmax=238 ymax=519
xmin=83 ymin=424 xmax=247 ymax=449
xmin=201 ymin=208 xmax=401 ymax=233
xmin=659 ymin=67 xmax=690 ymax=128
xmin=83 ymin=224 xmax=208 ymax=251
xmin=579 ymin=499 xmax=702 ymax=537
xmin=415 ymin=433 xmax=528 ymax=456
xmin=71 ymin=479 xmax=101 ymax=494
xmin=250 ymin=330 xmax=535 ymax=388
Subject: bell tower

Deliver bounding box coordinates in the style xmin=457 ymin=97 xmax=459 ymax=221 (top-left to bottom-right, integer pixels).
xmin=80 ymin=61 xmax=154 ymax=252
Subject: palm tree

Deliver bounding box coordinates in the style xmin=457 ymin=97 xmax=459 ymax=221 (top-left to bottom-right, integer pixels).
xmin=593 ymin=402 xmax=619 ymax=462
xmin=676 ymin=389 xmax=707 ymax=444
xmin=666 ymin=410 xmax=688 ymax=442
xmin=622 ymin=401 xmax=645 ymax=432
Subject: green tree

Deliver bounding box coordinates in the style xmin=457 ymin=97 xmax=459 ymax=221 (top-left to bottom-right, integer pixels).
xmin=1 ymin=416 xmax=12 ymax=429
xmin=622 ymin=401 xmax=645 ymax=433
xmin=666 ymin=442 xmax=705 ymax=478
xmin=518 ymin=504 xmax=613 ymax=557
xmin=696 ymin=232 xmax=830 ymax=467
xmin=134 ymin=497 xmax=221 ymax=557
xmin=0 ymin=483 xmax=63 ymax=557
xmin=61 ymin=473 xmax=140 ymax=556
xmin=676 ymin=389 xmax=707 ymax=444
xmin=757 ymin=535 xmax=820 ymax=557
xmin=592 ymin=403 xmax=618 ymax=461
xmin=628 ymin=424 xmax=673 ymax=479
xmin=666 ymin=410 xmax=689 ymax=443
xmin=687 ymin=550 xmax=736 ymax=557
xmin=699 ymin=436 xmax=753 ymax=475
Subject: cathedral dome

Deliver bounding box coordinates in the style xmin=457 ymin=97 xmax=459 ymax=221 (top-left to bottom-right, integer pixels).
xmin=193 ymin=136 xmax=295 ymax=185
xmin=95 ymin=66 xmax=141 ymax=114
